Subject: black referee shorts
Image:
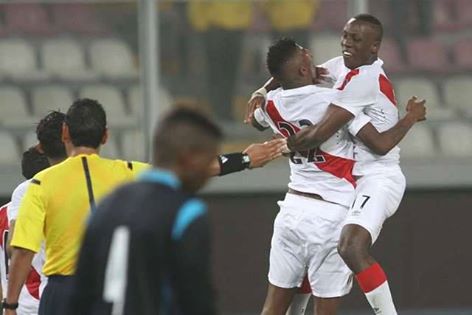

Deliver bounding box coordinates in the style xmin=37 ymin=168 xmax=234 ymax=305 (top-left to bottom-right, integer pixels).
xmin=39 ymin=275 xmax=74 ymax=315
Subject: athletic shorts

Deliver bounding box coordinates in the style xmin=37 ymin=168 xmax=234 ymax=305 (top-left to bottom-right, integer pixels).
xmin=344 ymin=166 xmax=406 ymax=244
xmin=268 ymin=193 xmax=353 ymax=298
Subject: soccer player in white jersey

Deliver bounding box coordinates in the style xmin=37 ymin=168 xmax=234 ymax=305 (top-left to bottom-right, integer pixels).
xmin=281 ymin=15 xmax=426 ymax=315
xmin=252 ymin=37 xmax=425 ymax=315
xmin=252 ymin=38 xmax=369 ymax=315
xmin=1 ymin=146 xmax=50 ymax=315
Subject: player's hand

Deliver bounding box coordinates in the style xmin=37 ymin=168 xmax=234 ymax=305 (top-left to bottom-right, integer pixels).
xmin=244 ymin=94 xmax=266 ymax=124
xmin=312 ymin=66 xmax=330 ymax=84
xmin=243 ymin=138 xmax=287 ymax=168
xmin=405 ymin=96 xmax=426 ymax=122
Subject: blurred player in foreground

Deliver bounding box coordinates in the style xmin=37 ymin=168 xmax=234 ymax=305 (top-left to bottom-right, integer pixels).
xmin=68 ymin=108 xmax=223 ymax=315
xmin=247 ymin=15 xmax=426 ymax=315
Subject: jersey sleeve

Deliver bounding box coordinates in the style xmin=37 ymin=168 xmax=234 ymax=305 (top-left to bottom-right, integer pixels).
xmin=348 ymin=112 xmax=372 ymax=136
xmin=8 ymin=181 xmax=30 ymax=221
xmin=332 ymin=74 xmax=377 ymax=116
xmin=11 ymin=180 xmax=45 ymax=253
xmin=253 ymin=108 xmax=270 ymax=128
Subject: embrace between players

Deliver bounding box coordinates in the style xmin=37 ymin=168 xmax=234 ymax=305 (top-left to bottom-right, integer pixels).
xmin=246 ymin=14 xmax=426 ymax=315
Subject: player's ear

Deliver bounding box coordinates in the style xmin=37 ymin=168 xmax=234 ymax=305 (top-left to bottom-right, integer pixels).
xmin=371 ymin=40 xmax=381 ymax=54
xmin=101 ymin=128 xmax=109 ymax=145
xmin=61 ymin=122 xmax=70 ymax=144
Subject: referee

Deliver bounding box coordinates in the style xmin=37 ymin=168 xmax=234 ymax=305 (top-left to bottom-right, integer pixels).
xmin=5 ymin=99 xmax=148 ymax=315
xmin=68 ymin=108 xmax=222 ymax=315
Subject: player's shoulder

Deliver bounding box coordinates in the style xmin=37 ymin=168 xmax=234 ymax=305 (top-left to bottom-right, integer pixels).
xmin=12 ymin=179 xmax=30 ymax=196
xmin=108 ymin=158 xmax=151 ymax=175
xmin=267 ymin=87 xmax=284 ymax=99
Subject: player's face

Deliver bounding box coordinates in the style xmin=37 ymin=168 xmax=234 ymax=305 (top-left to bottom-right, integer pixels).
xmin=298 ymin=46 xmax=316 ymax=81
xmin=341 ymin=19 xmax=379 ymax=69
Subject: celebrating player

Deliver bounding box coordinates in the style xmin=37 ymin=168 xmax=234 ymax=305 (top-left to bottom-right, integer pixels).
xmin=248 ymin=15 xmax=426 ymax=315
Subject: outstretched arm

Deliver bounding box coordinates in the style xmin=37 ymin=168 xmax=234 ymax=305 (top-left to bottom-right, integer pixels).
xmin=355 ymin=97 xmax=426 ymax=155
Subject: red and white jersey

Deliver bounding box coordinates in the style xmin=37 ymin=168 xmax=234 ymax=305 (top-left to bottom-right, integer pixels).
xmin=255 ymin=85 xmax=369 ymax=207
xmin=5 ymin=180 xmax=47 ymax=314
xmin=321 ymin=56 xmax=401 ymax=176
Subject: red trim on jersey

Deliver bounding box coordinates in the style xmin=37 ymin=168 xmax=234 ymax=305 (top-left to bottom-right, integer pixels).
xmin=0 ymin=206 xmax=9 ymax=247
xmin=25 ymin=267 xmax=41 ymax=299
xmin=379 ymin=74 xmax=397 ymax=106
xmin=337 ymin=69 xmax=360 ymax=90
xmin=298 ymin=275 xmax=312 ymax=294
xmin=356 ymin=262 xmax=387 ymax=293
xmin=265 ymin=100 xmax=300 ymax=137
xmin=315 ymin=149 xmax=356 ymax=187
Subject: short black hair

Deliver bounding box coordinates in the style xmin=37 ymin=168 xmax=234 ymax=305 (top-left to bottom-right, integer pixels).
xmin=21 ymin=146 xmax=49 ymax=179
xmin=153 ymin=108 xmax=222 ymax=166
xmin=353 ymin=13 xmax=383 ymax=41
xmin=266 ymin=38 xmax=299 ymax=79
xmin=65 ymin=99 xmax=107 ymax=149
xmin=36 ymin=111 xmax=67 ymax=159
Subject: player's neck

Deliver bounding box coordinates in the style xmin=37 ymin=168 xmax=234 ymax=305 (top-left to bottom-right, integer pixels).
xmin=68 ymin=146 xmax=100 ymax=157
xmin=282 ymin=78 xmax=311 ymax=90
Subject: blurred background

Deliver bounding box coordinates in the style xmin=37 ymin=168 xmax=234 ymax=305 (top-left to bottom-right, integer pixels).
xmin=0 ymin=0 xmax=470 ymax=314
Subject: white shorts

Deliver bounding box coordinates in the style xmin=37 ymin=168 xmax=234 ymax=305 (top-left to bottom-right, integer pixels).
xmin=344 ymin=166 xmax=406 ymax=243
xmin=268 ymin=193 xmax=353 ymax=298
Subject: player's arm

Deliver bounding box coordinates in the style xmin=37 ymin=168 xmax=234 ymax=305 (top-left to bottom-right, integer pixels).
xmin=210 ymin=139 xmax=286 ymax=176
xmin=245 ymin=78 xmax=280 ymax=124
xmin=356 ymin=97 xmax=426 ymax=155
xmin=6 ymin=220 xmax=15 ymax=258
xmin=6 ymin=182 xmax=45 ymax=311
xmin=287 ymin=104 xmax=354 ymax=151
xmin=173 ymin=201 xmax=216 ymax=315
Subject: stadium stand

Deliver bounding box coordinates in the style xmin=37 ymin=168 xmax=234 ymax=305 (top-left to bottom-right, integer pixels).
xmin=31 ymin=85 xmax=72 ymax=117
xmin=443 ymin=76 xmax=472 ymax=117
xmin=0 ymin=131 xmax=19 ymax=163
xmin=406 ymin=38 xmax=449 ymax=72
xmin=437 ymin=122 xmax=472 ymax=157
xmin=0 ymin=39 xmax=46 ymax=80
xmin=399 ymin=124 xmax=436 ymax=158
xmin=89 ymin=38 xmax=138 ymax=79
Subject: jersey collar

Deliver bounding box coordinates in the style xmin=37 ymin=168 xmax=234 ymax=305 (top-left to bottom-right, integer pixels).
xmin=138 ymin=168 xmax=181 ymax=189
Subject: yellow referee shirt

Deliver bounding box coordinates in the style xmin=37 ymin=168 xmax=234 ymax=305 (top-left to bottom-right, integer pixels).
xmin=11 ymin=154 xmax=150 ymax=276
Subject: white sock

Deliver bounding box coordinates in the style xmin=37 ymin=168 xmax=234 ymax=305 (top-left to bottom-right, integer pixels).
xmin=364 ymin=281 xmax=397 ymax=315
xmin=286 ymin=293 xmax=311 ymax=315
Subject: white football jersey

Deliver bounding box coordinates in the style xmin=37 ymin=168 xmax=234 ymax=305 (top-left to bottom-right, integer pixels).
xmin=321 ymin=56 xmax=401 ymax=175
xmin=7 ymin=180 xmax=47 ymax=314
xmin=255 ymin=85 xmax=369 ymax=207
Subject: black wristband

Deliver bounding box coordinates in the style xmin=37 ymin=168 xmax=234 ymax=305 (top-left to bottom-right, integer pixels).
xmin=2 ymin=299 xmax=18 ymax=310
xmin=217 ymin=153 xmax=251 ymax=176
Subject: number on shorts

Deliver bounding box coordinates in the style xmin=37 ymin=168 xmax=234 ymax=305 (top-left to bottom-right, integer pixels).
xmin=360 ymin=195 xmax=371 ymax=209
xmin=352 ymin=195 xmax=371 ymax=209
xmin=103 ymin=226 xmax=130 ymax=315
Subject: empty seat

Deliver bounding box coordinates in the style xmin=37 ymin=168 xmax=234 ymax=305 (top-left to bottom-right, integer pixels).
xmin=407 ymin=39 xmax=449 ymax=72
xmin=41 ymin=39 xmax=97 ymax=80
xmin=32 ymin=86 xmax=73 ymax=117
xmin=100 ymin=137 xmax=120 ymax=159
xmin=0 ymin=132 xmax=19 ymax=164
xmin=395 ymin=78 xmax=455 ymax=120
xmin=0 ymin=87 xmax=36 ymax=128
xmin=379 ymin=38 xmax=405 ymax=73
xmin=399 ymin=124 xmax=436 ymax=158
xmin=443 ymin=76 xmax=472 ymax=116
xmin=0 ymin=39 xmax=46 ymax=80
xmin=121 ymin=130 xmax=146 ymax=161
xmin=433 ymin=0 xmax=458 ymax=31
xmin=452 ymin=39 xmax=472 ymax=69
xmin=455 ymin=0 xmax=472 ymax=26
xmin=128 ymin=85 xmax=173 ymax=116
xmin=89 ymin=39 xmax=138 ymax=79
xmin=51 ymin=4 xmax=105 ymax=35
xmin=437 ymin=122 xmax=472 ymax=157
xmin=79 ymin=85 xmax=133 ymax=127
xmin=4 ymin=4 xmax=54 ymax=35
xmin=310 ymin=34 xmax=341 ymax=64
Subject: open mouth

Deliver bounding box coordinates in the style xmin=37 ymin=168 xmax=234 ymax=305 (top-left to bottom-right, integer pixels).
xmin=342 ymin=51 xmax=353 ymax=57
